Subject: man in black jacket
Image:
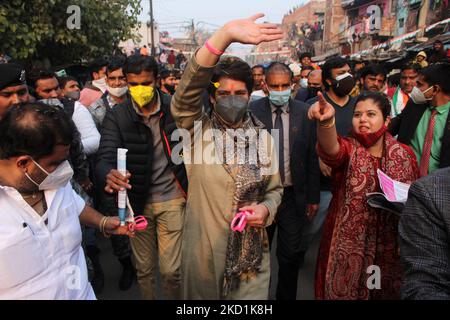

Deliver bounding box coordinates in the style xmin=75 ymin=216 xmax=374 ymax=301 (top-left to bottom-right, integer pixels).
xmin=96 ymin=55 xmax=187 ymax=300
xmin=250 ymin=62 xmax=320 ymax=300
xmin=389 ymin=63 xmax=450 ymax=176
xmin=294 ymin=69 xmax=322 ymax=102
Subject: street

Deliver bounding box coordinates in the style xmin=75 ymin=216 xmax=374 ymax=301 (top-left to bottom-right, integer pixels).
xmin=95 ymin=229 xmax=322 ymax=300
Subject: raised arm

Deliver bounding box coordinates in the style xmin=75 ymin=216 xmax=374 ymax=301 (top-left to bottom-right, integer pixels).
xmin=171 ymin=14 xmax=283 ymax=133
xmin=308 ymin=91 xmax=340 ymax=158
xmin=196 ymin=13 xmax=284 ymax=67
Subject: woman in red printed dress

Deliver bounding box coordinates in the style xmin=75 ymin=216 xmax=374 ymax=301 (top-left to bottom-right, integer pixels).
xmin=308 ymin=91 xmax=419 ymax=300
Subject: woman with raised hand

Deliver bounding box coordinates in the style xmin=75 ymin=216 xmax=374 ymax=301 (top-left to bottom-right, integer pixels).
xmin=308 ymin=91 xmax=419 ymax=300
xmin=171 ymin=14 xmax=284 ymax=299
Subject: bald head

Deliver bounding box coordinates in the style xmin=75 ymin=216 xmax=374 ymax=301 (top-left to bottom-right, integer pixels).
xmin=308 ymin=70 xmax=322 ymax=81
xmin=265 ymin=62 xmax=293 ymax=81
xmin=308 ymin=70 xmax=322 ymax=89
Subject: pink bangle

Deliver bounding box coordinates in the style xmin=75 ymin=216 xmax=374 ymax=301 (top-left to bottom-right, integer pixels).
xmin=205 ymin=40 xmax=224 ymax=56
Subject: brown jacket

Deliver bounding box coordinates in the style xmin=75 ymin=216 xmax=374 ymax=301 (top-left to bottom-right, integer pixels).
xmin=171 ymin=54 xmax=283 ymax=299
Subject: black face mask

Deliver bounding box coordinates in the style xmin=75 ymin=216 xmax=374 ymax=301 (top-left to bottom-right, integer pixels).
xmin=331 ymin=73 xmax=355 ymax=97
xmin=308 ymin=87 xmax=322 ymax=99
xmin=164 ymin=84 xmax=176 ymax=95
xmin=214 ymin=95 xmax=249 ymax=125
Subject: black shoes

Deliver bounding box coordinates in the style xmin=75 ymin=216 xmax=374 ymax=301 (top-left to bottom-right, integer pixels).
xmin=119 ymin=256 xmax=136 ymax=291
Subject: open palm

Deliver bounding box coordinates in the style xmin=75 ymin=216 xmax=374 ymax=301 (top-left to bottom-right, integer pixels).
xmin=224 ymin=13 xmax=283 ymax=45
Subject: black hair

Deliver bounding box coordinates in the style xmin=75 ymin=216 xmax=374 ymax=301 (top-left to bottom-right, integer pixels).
xmin=434 ymin=40 xmax=443 ymax=45
xmin=265 ymin=62 xmax=293 ymax=81
xmin=360 ymin=64 xmax=387 ymax=81
xmin=301 ymin=66 xmax=314 ymax=72
xmin=0 ymin=102 xmax=75 ymax=160
xmin=322 ymin=57 xmax=350 ymax=90
xmin=252 ymin=65 xmax=265 ymax=72
xmin=57 ymin=76 xmax=78 ymax=90
xmin=27 ymin=69 xmax=56 ymax=90
xmin=355 ymin=92 xmax=391 ymax=120
xmin=208 ymin=57 xmax=253 ymax=97
xmin=106 ymin=56 xmax=126 ymax=76
xmin=160 ymin=69 xmax=175 ymax=80
xmin=387 ymin=72 xmax=400 ymax=87
xmin=123 ymin=54 xmax=159 ymax=78
xmin=400 ymin=63 xmax=421 ymax=74
xmin=299 ymin=52 xmax=312 ymax=61
xmin=418 ymin=63 xmax=450 ymax=95
xmin=89 ymin=58 xmax=109 ymax=78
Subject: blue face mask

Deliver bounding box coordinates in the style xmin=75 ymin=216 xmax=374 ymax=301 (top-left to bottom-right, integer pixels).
xmin=269 ymin=89 xmax=291 ymax=106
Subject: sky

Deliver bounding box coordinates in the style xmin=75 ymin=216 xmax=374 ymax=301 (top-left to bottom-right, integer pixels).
xmin=140 ymin=0 xmax=308 ymax=37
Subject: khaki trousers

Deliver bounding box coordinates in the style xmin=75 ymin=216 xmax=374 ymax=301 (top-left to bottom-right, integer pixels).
xmin=130 ymin=197 xmax=185 ymax=300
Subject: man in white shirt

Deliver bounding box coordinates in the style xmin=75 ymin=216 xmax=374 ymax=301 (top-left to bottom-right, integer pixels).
xmin=0 ymin=102 xmax=133 ymax=300
xmin=28 ymin=70 xmax=100 ymax=156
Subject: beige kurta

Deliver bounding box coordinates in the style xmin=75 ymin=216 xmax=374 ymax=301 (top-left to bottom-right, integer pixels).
xmin=171 ymin=54 xmax=283 ymax=300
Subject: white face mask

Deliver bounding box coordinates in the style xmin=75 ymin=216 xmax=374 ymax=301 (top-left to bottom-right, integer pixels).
xmin=299 ymin=78 xmax=308 ymax=89
xmin=410 ymin=86 xmax=434 ymax=104
xmin=39 ymin=98 xmax=64 ymax=108
xmin=92 ymin=77 xmax=108 ymax=93
xmin=107 ymin=85 xmax=128 ymax=98
xmin=26 ymin=159 xmax=74 ymax=191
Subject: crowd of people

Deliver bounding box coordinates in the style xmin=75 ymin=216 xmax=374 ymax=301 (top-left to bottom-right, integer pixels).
xmin=0 ymin=14 xmax=449 ymax=300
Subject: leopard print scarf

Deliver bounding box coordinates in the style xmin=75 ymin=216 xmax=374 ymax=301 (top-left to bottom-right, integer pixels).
xmin=211 ymin=112 xmax=272 ymax=297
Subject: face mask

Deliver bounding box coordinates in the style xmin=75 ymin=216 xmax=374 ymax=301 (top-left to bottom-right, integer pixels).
xmin=332 ymin=72 xmax=355 ymax=97
xmin=409 ymin=86 xmax=434 ymax=105
xmin=299 ymin=78 xmax=308 ymax=89
xmin=25 ymin=159 xmax=74 ymax=191
xmin=269 ymin=89 xmax=291 ymax=106
xmin=215 ymin=95 xmax=249 ymax=124
xmin=107 ymin=85 xmax=128 ymax=98
xmin=39 ymin=98 xmax=64 ymax=108
xmin=92 ymin=77 xmax=108 ymax=93
xmin=163 ymin=84 xmax=176 ymax=95
xmin=351 ymin=124 xmax=388 ymax=148
xmin=129 ymin=85 xmax=155 ymax=108
xmin=308 ymin=87 xmax=321 ymax=98
xmin=65 ymin=91 xmax=80 ymax=101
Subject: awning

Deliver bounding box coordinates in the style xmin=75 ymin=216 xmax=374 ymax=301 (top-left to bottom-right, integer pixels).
xmin=426 ymin=17 xmax=450 ymax=32
xmin=386 ymin=53 xmax=407 ymax=63
xmin=407 ymin=32 xmax=450 ymax=52
xmin=348 ymin=18 xmax=449 ymax=60
xmin=341 ymin=0 xmax=355 ymax=7
xmin=313 ymin=47 xmax=341 ymax=62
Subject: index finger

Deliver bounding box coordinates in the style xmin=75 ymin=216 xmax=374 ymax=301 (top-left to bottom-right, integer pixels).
xmin=317 ymin=91 xmax=327 ymax=106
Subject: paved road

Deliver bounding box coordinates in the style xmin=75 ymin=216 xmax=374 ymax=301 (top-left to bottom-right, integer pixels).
xmin=95 ymin=229 xmax=322 ymax=300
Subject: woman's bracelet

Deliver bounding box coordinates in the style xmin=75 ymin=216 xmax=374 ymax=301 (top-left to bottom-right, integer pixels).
xmin=99 ymin=216 xmax=111 ymax=238
xmin=205 ymin=40 xmax=224 ymax=56
xmin=319 ymin=117 xmax=335 ymax=128
xmin=99 ymin=216 xmax=106 ymax=233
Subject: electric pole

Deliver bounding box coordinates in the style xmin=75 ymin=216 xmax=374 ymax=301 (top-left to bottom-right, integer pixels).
xmin=149 ymin=0 xmax=156 ymax=55
xmin=191 ymin=19 xmax=197 ymax=46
